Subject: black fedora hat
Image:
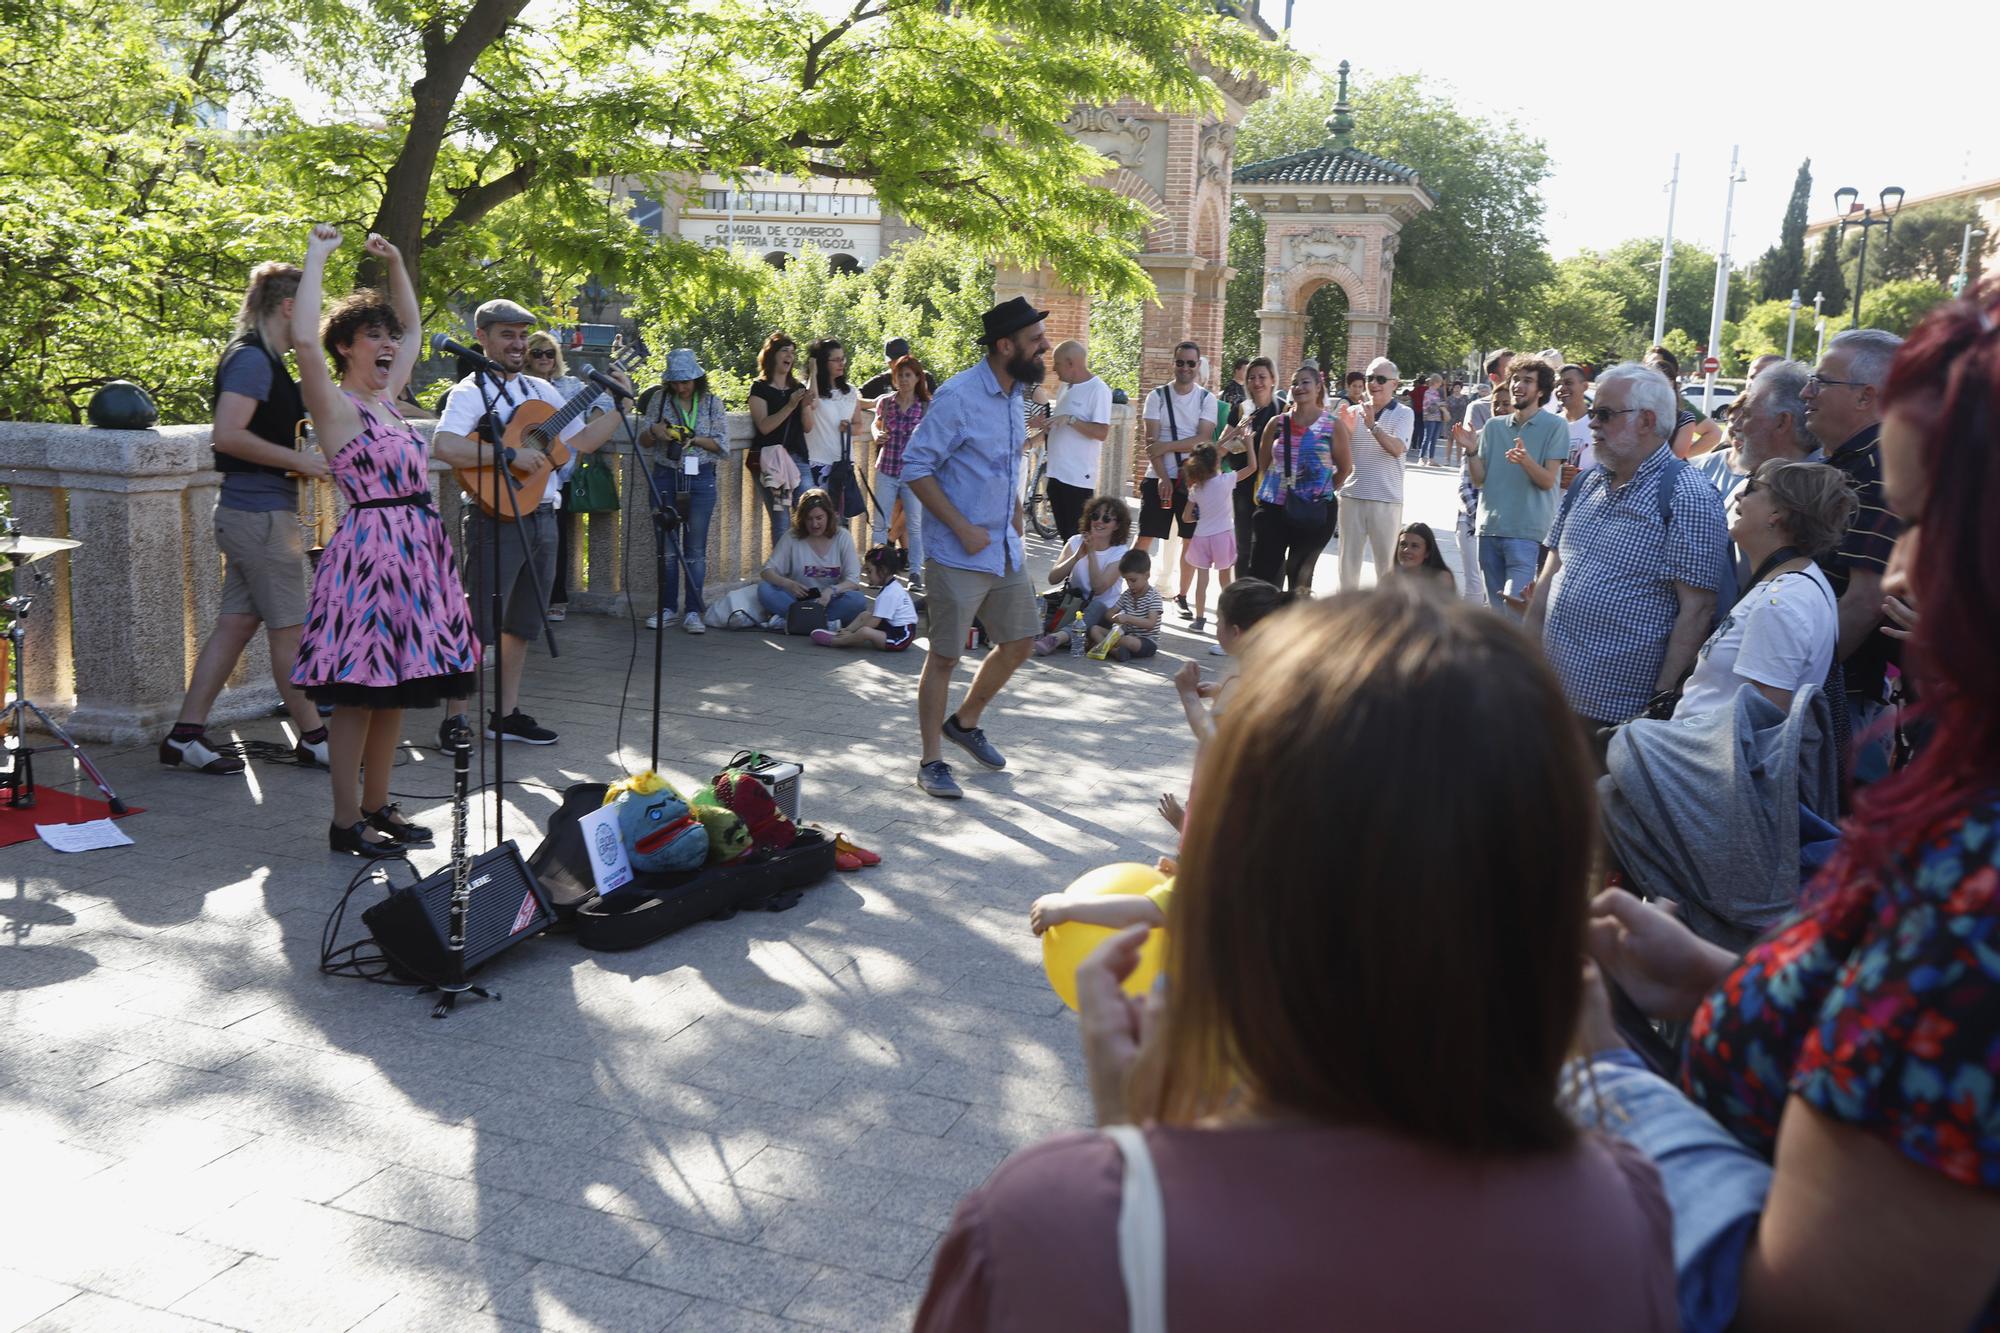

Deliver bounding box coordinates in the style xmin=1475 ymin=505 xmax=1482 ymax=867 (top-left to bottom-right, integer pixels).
xmin=977 ymin=295 xmax=1050 ymax=347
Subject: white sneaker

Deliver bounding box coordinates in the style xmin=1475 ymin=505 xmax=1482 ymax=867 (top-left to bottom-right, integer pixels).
xmin=766 ymin=615 xmax=786 ymax=633
xmin=1208 ymin=643 xmax=1228 ymax=656
xmin=645 ymin=612 xmax=662 ymax=629
xmin=682 ymin=613 xmax=706 ymax=635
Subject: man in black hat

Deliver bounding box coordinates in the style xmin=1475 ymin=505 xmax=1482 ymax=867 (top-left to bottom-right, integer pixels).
xmin=899 ymin=295 xmax=1052 ymax=799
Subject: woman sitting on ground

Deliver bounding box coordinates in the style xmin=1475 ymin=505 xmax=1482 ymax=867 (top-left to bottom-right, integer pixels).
xmin=1582 ymin=291 xmax=2000 ymax=1331
xmin=1672 ymin=460 xmax=1853 ymax=718
xmin=757 ymin=489 xmax=866 ymax=630
xmin=1033 ymin=494 xmax=1130 ymax=656
xmin=1393 ymin=521 xmax=1456 ymax=591
xmin=919 ymin=585 xmax=1676 ymax=1330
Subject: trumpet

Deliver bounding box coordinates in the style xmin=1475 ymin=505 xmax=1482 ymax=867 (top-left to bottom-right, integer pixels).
xmin=293 ymin=417 xmax=336 ymax=565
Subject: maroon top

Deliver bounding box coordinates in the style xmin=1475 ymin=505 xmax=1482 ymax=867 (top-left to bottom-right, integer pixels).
xmin=916 ymin=1122 xmax=1676 ymax=1332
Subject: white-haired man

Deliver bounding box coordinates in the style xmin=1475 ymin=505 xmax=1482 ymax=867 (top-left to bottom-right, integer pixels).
xmin=1528 ymin=362 xmax=1729 ymax=727
xmin=1801 ymin=327 xmax=1905 ymax=778
xmin=1337 ymin=355 xmax=1414 ymax=590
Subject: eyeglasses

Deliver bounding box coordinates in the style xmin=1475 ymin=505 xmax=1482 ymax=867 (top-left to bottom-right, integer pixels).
xmin=1368 ymin=375 xmax=1392 ymax=385
xmin=1739 ymin=478 xmax=1760 ymax=496
xmin=1804 ymin=373 xmax=1866 ymax=391
xmin=528 ymin=350 xmax=555 ymax=359
xmin=1174 ymin=359 xmax=1200 ymax=368
xmin=1586 ymin=407 xmax=1635 ymax=424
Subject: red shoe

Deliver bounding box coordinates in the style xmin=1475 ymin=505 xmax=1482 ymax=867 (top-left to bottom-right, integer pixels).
xmin=834 ymin=848 xmax=864 ymax=872
xmin=834 ymin=833 xmax=880 ymax=866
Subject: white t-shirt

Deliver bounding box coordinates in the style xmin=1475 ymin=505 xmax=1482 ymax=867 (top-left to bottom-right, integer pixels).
xmin=1340 ymin=399 xmax=1413 ymax=503
xmin=1188 ymin=471 xmax=1239 ymax=538
xmin=1676 ymin=564 xmax=1838 ymax=718
xmin=1562 ymin=410 xmax=1595 ymax=473
xmin=803 ymin=386 xmax=860 ymax=467
xmin=1142 ymin=383 xmax=1217 ymax=481
xmin=1047 ymin=375 xmax=1112 ymax=489
xmin=1062 ymin=538 xmax=1129 ymax=613
xmin=870 ymin=578 xmax=918 ymax=629
xmin=438 ymin=374 xmax=589 ymax=508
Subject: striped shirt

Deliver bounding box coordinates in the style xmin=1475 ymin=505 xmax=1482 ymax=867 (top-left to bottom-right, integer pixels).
xmin=1822 ymin=424 xmax=1902 ymax=701
xmin=1341 ymin=399 xmax=1413 ymax=503
xmin=1115 ymin=585 xmax=1163 ymax=633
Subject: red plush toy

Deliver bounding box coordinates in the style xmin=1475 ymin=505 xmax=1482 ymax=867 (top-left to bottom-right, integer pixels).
xmin=712 ymin=769 xmax=796 ymax=854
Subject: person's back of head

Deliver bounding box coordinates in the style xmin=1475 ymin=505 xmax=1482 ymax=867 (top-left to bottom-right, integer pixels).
xmin=1156 ymin=583 xmax=1594 ymax=1155
xmin=1215 ymin=577 xmax=1288 ymax=636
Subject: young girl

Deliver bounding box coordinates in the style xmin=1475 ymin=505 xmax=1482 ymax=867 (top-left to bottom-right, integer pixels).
xmin=1179 ymin=443 xmax=1245 ymax=633
xmin=810 ymin=544 xmax=919 ymax=652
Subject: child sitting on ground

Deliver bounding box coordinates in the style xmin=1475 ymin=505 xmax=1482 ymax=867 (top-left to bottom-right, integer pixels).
xmin=1178 ymin=443 xmax=1246 ymax=634
xmin=1085 ymin=549 xmax=1163 ymax=661
xmin=810 ymin=544 xmax=918 ymax=652
xmin=1029 ymin=872 xmax=1172 ymax=936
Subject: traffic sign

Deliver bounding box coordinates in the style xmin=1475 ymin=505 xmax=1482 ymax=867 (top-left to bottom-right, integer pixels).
xmin=1701 ymin=356 xmax=1720 ymax=375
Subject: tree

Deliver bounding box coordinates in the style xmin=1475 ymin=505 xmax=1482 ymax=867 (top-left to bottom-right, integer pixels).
xmin=1759 ymin=159 xmax=1812 ymax=301
xmin=1225 ymin=72 xmax=1554 ymax=373
xmin=1824 ymin=279 xmax=1951 ymax=338
xmin=1517 ymin=260 xmax=1630 ymax=367
xmin=1805 ymin=230 xmax=1849 ymax=319
xmin=1845 ymin=200 xmax=1985 ymax=288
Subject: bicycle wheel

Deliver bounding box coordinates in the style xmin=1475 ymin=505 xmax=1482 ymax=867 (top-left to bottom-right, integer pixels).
xmin=1026 ymin=459 xmax=1056 ymax=539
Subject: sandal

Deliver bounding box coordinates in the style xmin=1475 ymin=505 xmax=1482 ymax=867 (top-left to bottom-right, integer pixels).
xmin=833 ymin=833 xmax=880 ymax=867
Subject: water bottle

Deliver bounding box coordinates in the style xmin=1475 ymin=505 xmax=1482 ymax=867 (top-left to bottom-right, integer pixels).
xmin=1069 ymin=610 xmax=1086 ymax=658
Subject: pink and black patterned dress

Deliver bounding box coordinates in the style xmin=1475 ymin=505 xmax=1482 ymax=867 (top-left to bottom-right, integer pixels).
xmin=291 ymin=393 xmax=479 ymax=709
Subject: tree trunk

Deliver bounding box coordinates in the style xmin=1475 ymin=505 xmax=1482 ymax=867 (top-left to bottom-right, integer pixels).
xmin=357 ymin=0 xmax=529 ymax=293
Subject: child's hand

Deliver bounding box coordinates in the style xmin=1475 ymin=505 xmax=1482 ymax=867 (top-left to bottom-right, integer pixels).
xmin=1029 ymin=894 xmax=1069 ymax=936
xmin=1173 ymin=660 xmax=1201 ymax=697
xmin=1195 ymin=680 xmax=1220 ymax=699
xmin=1157 ymin=792 xmax=1184 ymax=831
xmin=1155 ymin=856 xmax=1178 ymax=877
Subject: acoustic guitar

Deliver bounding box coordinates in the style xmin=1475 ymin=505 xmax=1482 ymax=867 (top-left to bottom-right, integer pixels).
xmin=454 ymin=339 xmax=648 ymax=519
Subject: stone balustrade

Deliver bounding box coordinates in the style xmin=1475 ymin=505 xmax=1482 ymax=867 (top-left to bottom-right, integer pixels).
xmin=0 ymin=404 xmax=1133 ymax=742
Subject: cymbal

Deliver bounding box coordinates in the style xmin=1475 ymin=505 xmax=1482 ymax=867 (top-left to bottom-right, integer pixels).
xmin=0 ymin=533 xmax=80 ymax=562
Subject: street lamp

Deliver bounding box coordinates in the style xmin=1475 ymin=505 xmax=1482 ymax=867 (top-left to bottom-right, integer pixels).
xmin=1785 ymin=289 xmax=1801 ymax=360
xmin=1954 ymin=225 xmax=1988 ymax=296
xmin=1834 ymin=184 xmax=1904 ymax=328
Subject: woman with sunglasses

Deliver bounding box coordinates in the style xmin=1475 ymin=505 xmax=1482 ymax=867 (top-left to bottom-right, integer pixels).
xmin=1033 ymin=495 xmax=1131 ymax=656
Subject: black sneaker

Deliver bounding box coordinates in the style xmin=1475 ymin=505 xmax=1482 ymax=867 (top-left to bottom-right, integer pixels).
xmin=1175 ymin=594 xmax=1193 ymax=618
xmin=941 ymin=714 xmax=1005 ymax=770
xmin=488 ymin=710 xmax=558 ymax=745
xmin=438 ymin=713 xmax=473 ymax=752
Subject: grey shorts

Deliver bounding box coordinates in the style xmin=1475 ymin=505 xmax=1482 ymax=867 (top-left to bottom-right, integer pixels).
xmin=463 ymin=505 xmax=556 ymax=643
xmin=922 ymin=558 xmax=1040 ymax=658
xmin=215 ymin=505 xmax=310 ymax=628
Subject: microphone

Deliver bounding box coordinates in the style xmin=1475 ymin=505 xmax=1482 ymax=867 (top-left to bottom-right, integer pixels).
xmin=581 ymin=364 xmax=633 ymax=402
xmin=429 ymin=333 xmax=505 ymax=376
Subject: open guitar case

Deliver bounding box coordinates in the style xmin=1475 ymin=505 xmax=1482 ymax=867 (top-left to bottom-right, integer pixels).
xmin=526 ymin=782 xmax=837 ymax=952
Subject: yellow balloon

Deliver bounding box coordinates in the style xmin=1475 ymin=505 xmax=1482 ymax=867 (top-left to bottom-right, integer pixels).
xmin=1041 ymin=862 xmax=1169 ymax=1012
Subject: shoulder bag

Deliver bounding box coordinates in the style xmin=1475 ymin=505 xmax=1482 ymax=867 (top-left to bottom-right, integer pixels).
xmin=1281 ymin=418 xmax=1328 ymax=531
xmin=561 ymin=452 xmax=620 ymax=513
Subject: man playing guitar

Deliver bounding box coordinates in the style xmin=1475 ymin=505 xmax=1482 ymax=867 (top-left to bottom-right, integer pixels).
xmin=434 ymin=299 xmax=633 ymax=745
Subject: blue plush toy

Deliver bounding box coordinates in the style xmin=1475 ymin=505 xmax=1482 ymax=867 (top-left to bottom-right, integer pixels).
xmin=604 ymin=772 xmax=709 ymax=875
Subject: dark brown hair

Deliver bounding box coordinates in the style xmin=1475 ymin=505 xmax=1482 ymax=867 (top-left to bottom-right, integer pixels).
xmin=1214 ymin=576 xmax=1287 ymax=633
xmin=1509 ymin=355 xmax=1556 ymax=403
xmin=1081 ymin=494 xmax=1130 ymax=546
xmin=789 ymin=487 xmax=840 ymax=537
xmin=1151 ymin=585 xmax=1595 ymax=1154
xmin=320 ymin=290 xmax=403 ymax=375
xmin=758 ymin=331 xmax=799 ymax=383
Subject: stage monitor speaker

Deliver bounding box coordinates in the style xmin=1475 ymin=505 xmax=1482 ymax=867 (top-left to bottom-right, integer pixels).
xmin=362 ymin=840 xmax=553 ymax=984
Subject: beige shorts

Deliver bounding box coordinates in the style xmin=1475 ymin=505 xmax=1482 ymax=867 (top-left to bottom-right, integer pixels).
xmin=215 ymin=506 xmax=310 ymax=628
xmin=922 ymin=559 xmax=1040 ymax=657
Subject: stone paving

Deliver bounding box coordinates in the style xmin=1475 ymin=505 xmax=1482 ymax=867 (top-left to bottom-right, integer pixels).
xmin=1 ymin=471 xmax=1463 ymax=1331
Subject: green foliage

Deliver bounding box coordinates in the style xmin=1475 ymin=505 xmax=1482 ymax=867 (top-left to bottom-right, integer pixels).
xmin=1727 ymin=298 xmax=1815 ymax=370
xmin=1841 ymin=200 xmax=1984 ymax=288
xmin=1088 ymin=295 xmax=1144 ymax=403
xmin=1824 ymin=279 xmax=1951 ymax=339
xmin=1806 ymin=229 xmax=1849 ymax=318
xmin=1517 ymin=263 xmax=1631 ymax=368
xmin=1225 ymin=71 xmax=1553 ymax=374
xmin=1759 ymin=159 xmax=1812 ymax=301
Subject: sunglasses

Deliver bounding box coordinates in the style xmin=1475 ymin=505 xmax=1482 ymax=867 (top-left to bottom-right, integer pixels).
xmin=1175 ymin=359 xmax=1200 ymax=368
xmin=1090 ymin=513 xmax=1118 ymax=524
xmin=529 ymin=349 xmax=556 ymax=359
xmin=1368 ymin=375 xmax=1392 ymax=384
xmin=1739 ymin=478 xmax=1760 ymax=496
xmin=1587 ymin=407 xmax=1635 ymax=424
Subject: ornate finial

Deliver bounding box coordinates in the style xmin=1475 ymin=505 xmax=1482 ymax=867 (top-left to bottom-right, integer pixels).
xmin=1326 ymin=60 xmax=1354 ymax=149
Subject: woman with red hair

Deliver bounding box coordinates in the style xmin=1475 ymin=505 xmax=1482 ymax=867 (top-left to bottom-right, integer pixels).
xmin=1584 ymin=289 xmax=2000 ymax=1329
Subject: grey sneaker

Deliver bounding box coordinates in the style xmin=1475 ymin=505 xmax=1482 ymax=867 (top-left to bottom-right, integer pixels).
xmin=941 ymin=714 xmax=1005 ymax=770
xmin=918 ymin=759 xmax=962 ymax=799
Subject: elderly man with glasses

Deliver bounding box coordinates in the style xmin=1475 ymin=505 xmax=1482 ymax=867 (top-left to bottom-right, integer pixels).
xmin=1801 ymin=327 xmax=1906 ymax=780
xmin=1336 ymin=356 xmax=1415 ymax=591
xmin=1527 ymin=362 xmax=1729 ymax=729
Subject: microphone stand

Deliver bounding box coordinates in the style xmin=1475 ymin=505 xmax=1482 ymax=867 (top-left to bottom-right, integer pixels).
xmin=621 ymin=400 xmax=686 ymax=773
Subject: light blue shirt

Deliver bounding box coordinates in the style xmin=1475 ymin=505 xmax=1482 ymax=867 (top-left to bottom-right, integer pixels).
xmin=900 ymin=359 xmax=1026 ymax=575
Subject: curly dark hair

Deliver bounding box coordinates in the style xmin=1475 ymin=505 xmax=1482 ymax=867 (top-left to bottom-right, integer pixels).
xmin=320 ymin=290 xmax=404 ymax=374
xmin=1079 ymin=494 xmax=1131 ymax=546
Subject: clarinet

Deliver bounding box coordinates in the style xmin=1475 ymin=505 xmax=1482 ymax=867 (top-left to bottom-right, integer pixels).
xmin=446 ymin=720 xmax=471 ymax=973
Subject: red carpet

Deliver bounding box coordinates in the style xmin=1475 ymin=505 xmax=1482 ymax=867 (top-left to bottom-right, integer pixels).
xmin=0 ymin=788 xmax=144 ymax=850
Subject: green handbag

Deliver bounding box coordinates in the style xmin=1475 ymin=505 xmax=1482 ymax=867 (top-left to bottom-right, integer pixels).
xmin=562 ymin=453 xmax=620 ymax=514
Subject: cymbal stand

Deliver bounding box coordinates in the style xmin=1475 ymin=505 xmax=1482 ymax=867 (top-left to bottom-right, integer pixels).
xmin=0 ymin=568 xmax=126 ymax=813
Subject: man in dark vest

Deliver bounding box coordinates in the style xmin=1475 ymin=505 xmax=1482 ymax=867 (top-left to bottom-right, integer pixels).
xmin=159 ymin=262 xmax=332 ymax=774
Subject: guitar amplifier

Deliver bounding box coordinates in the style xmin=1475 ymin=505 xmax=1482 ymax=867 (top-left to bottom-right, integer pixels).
xmin=739 ymin=758 xmax=802 ymax=823
xmin=362 ymin=841 xmax=553 ymax=984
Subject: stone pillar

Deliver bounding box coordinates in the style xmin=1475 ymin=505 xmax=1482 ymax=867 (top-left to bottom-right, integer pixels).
xmin=1259 ymin=309 xmax=1306 ymax=374
xmin=1346 ymin=315 xmax=1390 ymax=373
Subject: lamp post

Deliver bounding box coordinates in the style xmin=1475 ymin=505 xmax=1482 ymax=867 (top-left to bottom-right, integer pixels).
xmin=1785 ymin=289 xmax=1801 ymax=360
xmin=1953 ymin=225 xmax=1988 ymax=297
xmin=1653 ymin=153 xmax=1680 ymax=345
xmin=1701 ymin=146 xmax=1745 ymax=416
xmin=1833 ymin=184 xmax=1905 ymax=329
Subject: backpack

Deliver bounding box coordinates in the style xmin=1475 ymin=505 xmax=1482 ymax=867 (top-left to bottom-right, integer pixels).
xmin=1556 ymin=457 xmax=1736 ymax=632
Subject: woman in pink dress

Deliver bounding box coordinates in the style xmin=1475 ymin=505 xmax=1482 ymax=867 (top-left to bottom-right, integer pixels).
xmin=289 ymin=225 xmax=484 ymax=857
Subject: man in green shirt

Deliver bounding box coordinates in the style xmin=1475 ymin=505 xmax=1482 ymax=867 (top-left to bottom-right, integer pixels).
xmin=1470 ymin=355 xmax=1568 ymax=616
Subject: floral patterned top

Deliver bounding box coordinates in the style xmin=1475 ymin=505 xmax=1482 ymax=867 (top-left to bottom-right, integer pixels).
xmin=1684 ymin=793 xmax=2000 ymax=1318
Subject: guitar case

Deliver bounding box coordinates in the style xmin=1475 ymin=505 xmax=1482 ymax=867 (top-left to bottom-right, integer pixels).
xmin=529 ymin=782 xmax=838 ymax=952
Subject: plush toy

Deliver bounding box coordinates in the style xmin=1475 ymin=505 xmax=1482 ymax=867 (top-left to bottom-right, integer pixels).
xmin=603 ymin=771 xmax=709 ymax=874
xmin=689 ymin=788 xmax=754 ymax=865
xmin=711 ymin=769 xmax=796 ymax=854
